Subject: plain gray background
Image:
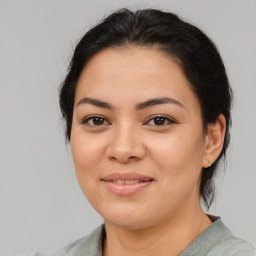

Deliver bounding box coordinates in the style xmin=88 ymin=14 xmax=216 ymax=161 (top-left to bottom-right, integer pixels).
xmin=0 ymin=0 xmax=255 ymax=254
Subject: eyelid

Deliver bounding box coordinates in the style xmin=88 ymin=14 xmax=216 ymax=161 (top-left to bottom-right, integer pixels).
xmin=80 ymin=114 xmax=176 ymax=126
xmin=144 ymin=115 xmax=176 ymax=125
xmin=81 ymin=115 xmax=111 ymax=125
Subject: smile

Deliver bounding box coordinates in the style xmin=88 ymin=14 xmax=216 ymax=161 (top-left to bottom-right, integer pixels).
xmin=112 ymin=180 xmax=141 ymax=184
xmin=101 ymin=173 xmax=154 ymax=196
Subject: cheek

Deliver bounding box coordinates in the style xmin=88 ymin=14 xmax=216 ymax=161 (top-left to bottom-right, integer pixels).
xmin=147 ymin=129 xmax=205 ymax=189
xmin=70 ymin=128 xmax=105 ymax=170
xmin=150 ymin=132 xmax=204 ymax=166
xmin=70 ymin=128 xmax=106 ymax=195
xmin=147 ymin=134 xmax=204 ymax=209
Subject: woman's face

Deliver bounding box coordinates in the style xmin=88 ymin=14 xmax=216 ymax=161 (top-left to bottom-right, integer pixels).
xmin=71 ymin=46 xmax=209 ymax=229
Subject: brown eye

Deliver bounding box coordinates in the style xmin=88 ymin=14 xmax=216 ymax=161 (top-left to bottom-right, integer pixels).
xmin=153 ymin=117 xmax=166 ymax=125
xmin=146 ymin=116 xmax=175 ymax=126
xmin=82 ymin=116 xmax=110 ymax=126
xmin=91 ymin=117 xmax=105 ymax=125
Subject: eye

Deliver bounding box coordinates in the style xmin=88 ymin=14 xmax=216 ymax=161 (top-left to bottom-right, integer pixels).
xmin=81 ymin=116 xmax=110 ymax=126
xmin=146 ymin=116 xmax=175 ymax=126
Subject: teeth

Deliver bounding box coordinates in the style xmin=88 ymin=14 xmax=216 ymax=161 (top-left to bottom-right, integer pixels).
xmin=113 ymin=180 xmax=140 ymax=185
xmin=124 ymin=180 xmax=140 ymax=184
xmin=113 ymin=180 xmax=124 ymax=184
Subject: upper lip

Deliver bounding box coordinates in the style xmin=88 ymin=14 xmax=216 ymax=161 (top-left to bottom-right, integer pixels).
xmin=101 ymin=172 xmax=154 ymax=182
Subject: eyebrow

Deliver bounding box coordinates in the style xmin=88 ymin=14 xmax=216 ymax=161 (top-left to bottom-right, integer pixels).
xmin=77 ymin=97 xmax=113 ymax=109
xmin=76 ymin=97 xmax=184 ymax=110
xmin=135 ymin=97 xmax=184 ymax=110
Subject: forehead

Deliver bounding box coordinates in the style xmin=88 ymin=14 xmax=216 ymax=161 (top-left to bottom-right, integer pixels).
xmin=79 ymin=45 xmax=182 ymax=82
xmin=75 ymin=46 xmax=199 ymax=111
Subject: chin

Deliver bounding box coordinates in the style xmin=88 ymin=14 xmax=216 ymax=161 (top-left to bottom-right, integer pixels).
xmin=104 ymin=215 xmax=151 ymax=230
xmin=98 ymin=203 xmax=153 ymax=229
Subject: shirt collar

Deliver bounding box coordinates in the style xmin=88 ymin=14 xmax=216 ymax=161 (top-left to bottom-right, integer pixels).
xmin=75 ymin=216 xmax=232 ymax=256
xmin=179 ymin=217 xmax=233 ymax=255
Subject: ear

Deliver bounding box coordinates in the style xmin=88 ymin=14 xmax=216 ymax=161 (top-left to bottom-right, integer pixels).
xmin=202 ymin=114 xmax=226 ymax=168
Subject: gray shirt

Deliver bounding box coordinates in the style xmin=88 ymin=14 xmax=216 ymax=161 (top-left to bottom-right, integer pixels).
xmin=29 ymin=218 xmax=256 ymax=256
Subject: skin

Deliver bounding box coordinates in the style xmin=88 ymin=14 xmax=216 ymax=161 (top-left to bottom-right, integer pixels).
xmin=70 ymin=46 xmax=226 ymax=256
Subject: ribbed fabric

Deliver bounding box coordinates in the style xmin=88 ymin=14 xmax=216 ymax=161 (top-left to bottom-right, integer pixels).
xmin=52 ymin=225 xmax=103 ymax=256
xmin=179 ymin=218 xmax=255 ymax=256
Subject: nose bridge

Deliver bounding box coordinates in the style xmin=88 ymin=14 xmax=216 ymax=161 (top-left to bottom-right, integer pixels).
xmin=106 ymin=120 xmax=145 ymax=162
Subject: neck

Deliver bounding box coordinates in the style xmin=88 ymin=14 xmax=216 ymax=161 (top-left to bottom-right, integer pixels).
xmin=103 ymin=203 xmax=212 ymax=256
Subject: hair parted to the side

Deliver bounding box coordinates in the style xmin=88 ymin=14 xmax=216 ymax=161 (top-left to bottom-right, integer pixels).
xmin=59 ymin=8 xmax=233 ymax=209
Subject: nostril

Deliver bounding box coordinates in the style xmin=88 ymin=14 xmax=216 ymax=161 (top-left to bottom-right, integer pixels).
xmin=105 ymin=136 xmax=146 ymax=162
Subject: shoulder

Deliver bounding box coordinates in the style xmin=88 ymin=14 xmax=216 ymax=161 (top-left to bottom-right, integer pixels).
xmin=16 ymin=239 xmax=89 ymax=256
xmin=207 ymin=236 xmax=256 ymax=256
xmin=20 ymin=225 xmax=104 ymax=256
xmin=203 ymin=216 xmax=256 ymax=256
xmin=180 ymin=216 xmax=256 ymax=256
xmin=51 ymin=225 xmax=104 ymax=256
xmin=50 ymin=236 xmax=89 ymax=256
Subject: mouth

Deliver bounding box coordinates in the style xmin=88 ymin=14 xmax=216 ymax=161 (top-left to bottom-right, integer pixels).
xmin=101 ymin=173 xmax=154 ymax=196
xmin=111 ymin=179 xmax=151 ymax=184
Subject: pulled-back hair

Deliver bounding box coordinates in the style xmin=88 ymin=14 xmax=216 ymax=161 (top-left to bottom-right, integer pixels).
xmin=59 ymin=8 xmax=232 ymax=209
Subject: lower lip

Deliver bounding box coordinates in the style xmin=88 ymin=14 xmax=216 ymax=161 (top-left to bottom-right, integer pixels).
xmin=102 ymin=181 xmax=153 ymax=196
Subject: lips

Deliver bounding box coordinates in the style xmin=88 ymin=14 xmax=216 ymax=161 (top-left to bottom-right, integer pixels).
xmin=102 ymin=172 xmax=153 ymax=182
xmin=101 ymin=172 xmax=154 ymax=196
xmin=113 ymin=180 xmax=140 ymax=185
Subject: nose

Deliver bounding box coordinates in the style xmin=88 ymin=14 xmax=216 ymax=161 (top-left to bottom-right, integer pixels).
xmin=105 ymin=124 xmax=146 ymax=163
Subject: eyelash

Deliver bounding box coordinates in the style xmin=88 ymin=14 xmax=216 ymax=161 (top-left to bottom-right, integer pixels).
xmin=81 ymin=115 xmax=110 ymax=126
xmin=146 ymin=115 xmax=176 ymax=126
xmin=81 ymin=115 xmax=176 ymax=127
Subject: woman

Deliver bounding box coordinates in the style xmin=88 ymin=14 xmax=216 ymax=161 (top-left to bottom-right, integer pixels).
xmin=44 ymin=8 xmax=255 ymax=256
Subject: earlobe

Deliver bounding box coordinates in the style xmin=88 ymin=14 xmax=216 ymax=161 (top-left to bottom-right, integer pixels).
xmin=203 ymin=114 xmax=226 ymax=168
